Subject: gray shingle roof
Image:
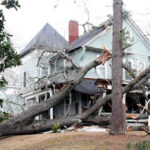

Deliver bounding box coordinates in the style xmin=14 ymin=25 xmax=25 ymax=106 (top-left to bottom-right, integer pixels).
xmin=20 ymin=23 xmax=68 ymax=57
xmin=68 ymin=26 xmax=105 ymax=52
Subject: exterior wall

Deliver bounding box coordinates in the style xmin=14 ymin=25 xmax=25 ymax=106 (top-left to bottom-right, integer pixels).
xmin=20 ymin=49 xmax=51 ymax=94
xmin=20 ymin=50 xmax=38 ymax=93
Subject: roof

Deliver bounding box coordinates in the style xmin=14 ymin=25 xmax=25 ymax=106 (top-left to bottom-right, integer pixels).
xmin=74 ymin=79 xmax=104 ymax=95
xmin=68 ymin=17 xmax=150 ymax=53
xmin=68 ymin=26 xmax=105 ymax=52
xmin=20 ymin=23 xmax=68 ymax=57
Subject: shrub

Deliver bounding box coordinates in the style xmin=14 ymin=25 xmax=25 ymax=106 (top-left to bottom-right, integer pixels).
xmin=126 ymin=142 xmax=131 ymax=150
xmin=52 ymin=123 xmax=60 ymax=133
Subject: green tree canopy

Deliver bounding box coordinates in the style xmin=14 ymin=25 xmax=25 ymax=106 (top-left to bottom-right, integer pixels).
xmin=0 ymin=0 xmax=21 ymax=121
xmin=0 ymin=0 xmax=21 ymax=87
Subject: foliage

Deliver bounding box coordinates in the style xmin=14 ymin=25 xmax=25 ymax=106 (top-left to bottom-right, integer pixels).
xmin=120 ymin=27 xmax=134 ymax=47
xmin=123 ymin=10 xmax=131 ymax=20
xmin=0 ymin=0 xmax=21 ymax=121
xmin=135 ymin=141 xmax=150 ymax=150
xmin=0 ymin=0 xmax=21 ymax=74
xmin=0 ymin=110 xmax=9 ymax=122
xmin=52 ymin=123 xmax=60 ymax=133
xmin=126 ymin=142 xmax=131 ymax=150
xmin=0 ymin=0 xmax=21 ymax=80
xmin=1 ymin=0 xmax=20 ymax=10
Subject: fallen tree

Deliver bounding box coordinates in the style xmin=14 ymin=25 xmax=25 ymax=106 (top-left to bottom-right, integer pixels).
xmin=0 ymin=62 xmax=150 ymax=136
xmin=0 ymin=48 xmax=112 ymax=136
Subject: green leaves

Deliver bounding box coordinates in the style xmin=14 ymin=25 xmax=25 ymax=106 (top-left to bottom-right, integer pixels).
xmin=123 ymin=10 xmax=131 ymax=20
xmin=0 ymin=0 xmax=21 ymax=118
xmin=0 ymin=110 xmax=9 ymax=122
xmin=1 ymin=0 xmax=20 ymax=10
xmin=0 ymin=0 xmax=21 ymax=89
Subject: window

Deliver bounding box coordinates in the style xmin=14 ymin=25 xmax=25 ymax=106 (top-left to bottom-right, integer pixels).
xmin=42 ymin=67 xmax=48 ymax=77
xmin=96 ymin=54 xmax=107 ymax=79
xmin=23 ymin=72 xmax=26 ymax=87
xmin=97 ymin=63 xmax=107 ymax=78
xmin=137 ymin=61 xmax=145 ymax=73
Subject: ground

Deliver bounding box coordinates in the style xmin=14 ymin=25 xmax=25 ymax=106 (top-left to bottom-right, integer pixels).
xmin=0 ymin=131 xmax=150 ymax=150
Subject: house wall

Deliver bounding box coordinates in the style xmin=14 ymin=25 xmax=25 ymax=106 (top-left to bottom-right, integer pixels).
xmin=20 ymin=49 xmax=52 ymax=94
xmin=20 ymin=50 xmax=38 ymax=93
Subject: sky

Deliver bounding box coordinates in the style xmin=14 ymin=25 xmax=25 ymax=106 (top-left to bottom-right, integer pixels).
xmin=3 ymin=0 xmax=150 ymax=52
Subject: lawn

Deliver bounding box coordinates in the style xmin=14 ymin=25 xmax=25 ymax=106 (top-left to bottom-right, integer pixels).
xmin=0 ymin=131 xmax=150 ymax=150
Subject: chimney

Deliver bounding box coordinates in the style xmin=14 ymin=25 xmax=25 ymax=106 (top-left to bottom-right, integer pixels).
xmin=69 ymin=20 xmax=79 ymax=44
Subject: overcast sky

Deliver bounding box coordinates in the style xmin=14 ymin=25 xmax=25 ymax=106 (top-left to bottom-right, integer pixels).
xmin=3 ymin=0 xmax=150 ymax=52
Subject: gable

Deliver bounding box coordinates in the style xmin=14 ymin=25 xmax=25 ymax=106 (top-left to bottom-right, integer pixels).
xmin=86 ymin=18 xmax=150 ymax=57
xmin=20 ymin=23 xmax=68 ymax=57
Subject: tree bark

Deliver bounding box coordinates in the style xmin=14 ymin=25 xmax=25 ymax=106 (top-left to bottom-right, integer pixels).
xmin=110 ymin=0 xmax=126 ymax=135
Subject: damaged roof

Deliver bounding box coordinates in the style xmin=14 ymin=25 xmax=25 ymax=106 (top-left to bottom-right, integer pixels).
xmin=68 ymin=26 xmax=105 ymax=52
xmin=20 ymin=23 xmax=68 ymax=57
xmin=74 ymin=79 xmax=104 ymax=95
xmin=68 ymin=20 xmax=112 ymax=52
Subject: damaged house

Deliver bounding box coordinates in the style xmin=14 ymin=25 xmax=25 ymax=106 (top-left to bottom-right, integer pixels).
xmin=16 ymin=17 xmax=150 ymax=120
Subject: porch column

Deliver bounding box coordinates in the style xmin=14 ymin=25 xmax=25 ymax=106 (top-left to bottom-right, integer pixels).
xmin=35 ymin=95 xmax=40 ymax=120
xmin=50 ymin=89 xmax=53 ymax=120
xmin=79 ymin=93 xmax=82 ymax=114
xmin=123 ymin=94 xmax=126 ymax=105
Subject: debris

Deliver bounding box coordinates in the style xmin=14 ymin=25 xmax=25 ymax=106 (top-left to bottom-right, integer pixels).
xmin=77 ymin=125 xmax=106 ymax=133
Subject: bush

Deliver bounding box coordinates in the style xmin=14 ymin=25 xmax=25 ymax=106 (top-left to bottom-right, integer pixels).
xmin=52 ymin=123 xmax=60 ymax=133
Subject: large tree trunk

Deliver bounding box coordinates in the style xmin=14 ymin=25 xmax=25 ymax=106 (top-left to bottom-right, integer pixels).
xmin=0 ymin=67 xmax=150 ymax=136
xmin=110 ymin=0 xmax=126 ymax=135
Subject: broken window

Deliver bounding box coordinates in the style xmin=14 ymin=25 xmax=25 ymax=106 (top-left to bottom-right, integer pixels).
xmin=97 ymin=63 xmax=107 ymax=79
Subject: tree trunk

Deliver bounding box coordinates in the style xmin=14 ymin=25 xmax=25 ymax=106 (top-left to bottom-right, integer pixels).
xmin=110 ymin=0 xmax=126 ymax=135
